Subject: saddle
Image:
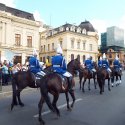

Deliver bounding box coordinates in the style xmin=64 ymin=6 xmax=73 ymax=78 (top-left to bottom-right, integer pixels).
xmin=56 ymin=73 xmax=67 ymax=90
xmin=30 ymin=73 xmax=44 ymax=87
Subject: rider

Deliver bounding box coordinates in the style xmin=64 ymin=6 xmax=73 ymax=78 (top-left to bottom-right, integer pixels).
xmin=113 ymin=54 xmax=122 ymax=71
xmin=29 ymin=48 xmax=46 ymax=77
xmin=98 ymin=56 xmax=102 ymax=68
xmin=84 ymin=54 xmax=96 ymax=74
xmin=102 ymin=53 xmax=112 ymax=75
xmin=51 ymin=44 xmax=73 ymax=92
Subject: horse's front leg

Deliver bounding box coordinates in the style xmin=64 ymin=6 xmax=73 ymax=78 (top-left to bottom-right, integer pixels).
xmin=38 ymin=97 xmax=45 ymax=125
xmin=111 ymin=75 xmax=114 ymax=87
xmin=108 ymin=79 xmax=111 ymax=91
xmin=94 ymin=76 xmax=97 ymax=89
xmin=65 ymin=92 xmax=71 ymax=111
xmin=82 ymin=79 xmax=86 ymax=92
xmin=79 ymin=76 xmax=82 ymax=90
xmin=88 ymin=79 xmax=91 ymax=91
xmin=69 ymin=90 xmax=75 ymax=108
xmin=17 ymin=89 xmax=24 ymax=107
xmin=102 ymin=80 xmax=105 ymax=92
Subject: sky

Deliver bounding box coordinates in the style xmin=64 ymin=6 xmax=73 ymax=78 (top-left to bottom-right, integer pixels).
xmin=1 ymin=0 xmax=125 ymax=40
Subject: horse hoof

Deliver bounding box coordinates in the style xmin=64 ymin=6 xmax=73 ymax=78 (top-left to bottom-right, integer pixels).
xmin=39 ymin=118 xmax=45 ymax=125
xmin=20 ymin=103 xmax=24 ymax=107
xmin=67 ymin=107 xmax=72 ymax=111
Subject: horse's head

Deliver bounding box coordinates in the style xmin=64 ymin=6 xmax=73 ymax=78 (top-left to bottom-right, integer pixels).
xmin=71 ymin=58 xmax=81 ymax=70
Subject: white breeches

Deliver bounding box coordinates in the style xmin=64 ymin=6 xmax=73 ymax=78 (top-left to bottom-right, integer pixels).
xmin=63 ymin=71 xmax=72 ymax=77
xmin=37 ymin=71 xmax=46 ymax=76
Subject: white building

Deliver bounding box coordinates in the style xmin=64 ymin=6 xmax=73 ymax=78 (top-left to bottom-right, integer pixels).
xmin=40 ymin=21 xmax=99 ymax=64
xmin=0 ymin=3 xmax=40 ymax=64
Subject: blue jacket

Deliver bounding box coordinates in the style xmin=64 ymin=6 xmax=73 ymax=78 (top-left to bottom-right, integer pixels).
xmin=52 ymin=54 xmax=67 ymax=74
xmin=29 ymin=56 xmax=41 ymax=74
xmin=84 ymin=59 xmax=93 ymax=70
xmin=102 ymin=59 xmax=109 ymax=69
xmin=113 ymin=59 xmax=121 ymax=69
xmin=98 ymin=60 xmax=102 ymax=68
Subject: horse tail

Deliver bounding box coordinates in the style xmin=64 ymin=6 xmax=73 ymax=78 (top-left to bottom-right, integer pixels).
xmin=40 ymin=83 xmax=55 ymax=112
xmin=11 ymin=74 xmax=18 ymax=110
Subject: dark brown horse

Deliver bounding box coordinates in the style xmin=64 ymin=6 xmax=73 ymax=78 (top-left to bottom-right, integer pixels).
xmin=111 ymin=67 xmax=122 ymax=87
xmin=38 ymin=58 xmax=81 ymax=125
xmin=79 ymin=62 xmax=97 ymax=92
xmin=97 ymin=66 xmax=111 ymax=94
xmin=11 ymin=70 xmax=42 ymax=110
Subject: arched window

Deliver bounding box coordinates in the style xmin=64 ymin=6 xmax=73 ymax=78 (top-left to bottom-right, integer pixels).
xmin=83 ymin=55 xmax=85 ymax=62
xmin=82 ymin=28 xmax=86 ymax=34
xmin=70 ymin=26 xmax=75 ymax=32
xmin=77 ymin=55 xmax=80 ymax=61
xmin=66 ymin=27 xmax=69 ymax=31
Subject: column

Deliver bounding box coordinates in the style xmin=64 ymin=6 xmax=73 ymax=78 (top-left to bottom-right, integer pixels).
xmin=2 ymin=22 xmax=5 ymax=44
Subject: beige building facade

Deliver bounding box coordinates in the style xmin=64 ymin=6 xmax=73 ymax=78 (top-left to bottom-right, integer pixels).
xmin=0 ymin=3 xmax=40 ymax=64
xmin=40 ymin=21 xmax=99 ymax=64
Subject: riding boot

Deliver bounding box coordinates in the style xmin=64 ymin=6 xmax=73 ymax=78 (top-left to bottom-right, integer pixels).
xmin=67 ymin=77 xmax=73 ymax=92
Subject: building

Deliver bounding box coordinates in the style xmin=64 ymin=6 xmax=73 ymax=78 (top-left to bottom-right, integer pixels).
xmin=101 ymin=26 xmax=124 ymax=48
xmin=39 ymin=21 xmax=99 ymax=64
xmin=100 ymin=26 xmax=125 ymax=64
xmin=0 ymin=3 xmax=40 ymax=64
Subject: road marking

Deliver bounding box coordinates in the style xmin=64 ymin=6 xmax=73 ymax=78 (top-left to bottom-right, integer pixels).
xmin=33 ymin=98 xmax=83 ymax=118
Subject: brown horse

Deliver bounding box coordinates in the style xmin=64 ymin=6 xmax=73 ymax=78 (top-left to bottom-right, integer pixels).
xmin=11 ymin=70 xmax=42 ymax=110
xmin=79 ymin=62 xmax=97 ymax=92
xmin=97 ymin=66 xmax=111 ymax=94
xmin=111 ymin=67 xmax=122 ymax=87
xmin=38 ymin=58 xmax=81 ymax=125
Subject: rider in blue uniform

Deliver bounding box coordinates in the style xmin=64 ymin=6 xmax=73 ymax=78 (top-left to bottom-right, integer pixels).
xmin=84 ymin=54 xmax=96 ymax=73
xmin=98 ymin=56 xmax=102 ymax=68
xmin=52 ymin=44 xmax=73 ymax=91
xmin=29 ymin=49 xmax=46 ymax=77
xmin=113 ymin=55 xmax=122 ymax=71
xmin=102 ymin=53 xmax=112 ymax=74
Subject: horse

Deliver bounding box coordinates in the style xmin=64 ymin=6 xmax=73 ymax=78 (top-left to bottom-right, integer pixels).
xmin=11 ymin=70 xmax=42 ymax=110
xmin=96 ymin=66 xmax=111 ymax=94
xmin=79 ymin=62 xmax=97 ymax=92
xmin=38 ymin=58 xmax=81 ymax=125
xmin=111 ymin=67 xmax=122 ymax=87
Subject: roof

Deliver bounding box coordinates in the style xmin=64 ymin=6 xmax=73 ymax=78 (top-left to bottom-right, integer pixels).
xmin=0 ymin=3 xmax=35 ymax=21
xmin=79 ymin=20 xmax=95 ymax=32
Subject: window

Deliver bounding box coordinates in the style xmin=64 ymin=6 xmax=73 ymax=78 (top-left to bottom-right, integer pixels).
xmin=83 ymin=55 xmax=85 ymax=62
xmin=89 ymin=44 xmax=92 ymax=51
xmin=48 ymin=44 xmax=50 ymax=51
xmin=60 ymin=41 xmax=62 ymax=48
xmin=52 ymin=43 xmax=54 ymax=50
xmin=77 ymin=42 xmax=80 ymax=49
xmin=71 ymin=40 xmax=74 ymax=49
xmin=15 ymin=34 xmax=21 ymax=46
xmin=27 ymin=36 xmax=32 ymax=47
xmin=77 ymin=55 xmax=80 ymax=61
xmin=83 ymin=42 xmax=86 ymax=50
xmin=109 ymin=53 xmax=112 ymax=58
xmin=71 ymin=54 xmax=74 ymax=60
xmin=41 ymin=46 xmax=43 ymax=52
xmin=44 ymin=45 xmax=45 ymax=52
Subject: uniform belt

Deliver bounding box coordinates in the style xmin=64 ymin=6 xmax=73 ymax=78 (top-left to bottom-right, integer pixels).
xmin=30 ymin=65 xmax=35 ymax=67
xmin=53 ymin=65 xmax=61 ymax=67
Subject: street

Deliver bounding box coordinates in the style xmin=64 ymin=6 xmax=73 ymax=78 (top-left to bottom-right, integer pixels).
xmin=0 ymin=72 xmax=125 ymax=125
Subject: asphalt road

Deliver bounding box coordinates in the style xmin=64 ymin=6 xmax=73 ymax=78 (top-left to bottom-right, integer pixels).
xmin=0 ymin=72 xmax=125 ymax=125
